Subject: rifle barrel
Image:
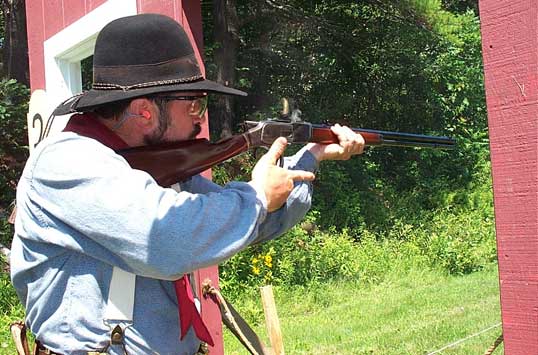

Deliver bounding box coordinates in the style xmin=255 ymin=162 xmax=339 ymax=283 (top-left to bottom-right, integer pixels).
xmin=354 ymin=128 xmax=456 ymax=146
xmin=311 ymin=124 xmax=456 ymax=149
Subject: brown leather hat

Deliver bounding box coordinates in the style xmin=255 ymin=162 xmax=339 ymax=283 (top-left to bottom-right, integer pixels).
xmin=54 ymin=13 xmax=246 ymax=115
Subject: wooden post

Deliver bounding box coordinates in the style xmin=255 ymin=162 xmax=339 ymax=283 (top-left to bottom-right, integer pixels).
xmin=479 ymin=1 xmax=538 ymax=354
xmin=260 ymin=285 xmax=285 ymax=355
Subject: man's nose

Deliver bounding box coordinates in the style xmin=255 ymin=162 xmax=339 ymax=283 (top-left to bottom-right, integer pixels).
xmin=192 ymin=112 xmax=206 ymax=124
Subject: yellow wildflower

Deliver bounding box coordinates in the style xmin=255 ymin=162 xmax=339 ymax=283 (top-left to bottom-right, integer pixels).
xmin=264 ymin=254 xmax=273 ymax=268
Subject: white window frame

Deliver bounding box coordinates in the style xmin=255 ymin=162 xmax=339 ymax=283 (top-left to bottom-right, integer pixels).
xmin=43 ymin=0 xmax=137 ymax=122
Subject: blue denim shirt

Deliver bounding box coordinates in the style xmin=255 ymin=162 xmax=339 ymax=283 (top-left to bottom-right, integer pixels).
xmin=10 ymin=132 xmax=318 ymax=354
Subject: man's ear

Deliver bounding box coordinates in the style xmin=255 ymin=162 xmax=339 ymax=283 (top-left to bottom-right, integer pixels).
xmin=128 ymin=98 xmax=157 ymax=130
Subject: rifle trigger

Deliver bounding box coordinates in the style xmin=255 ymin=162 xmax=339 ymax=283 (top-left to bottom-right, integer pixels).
xmin=253 ymin=147 xmax=268 ymax=161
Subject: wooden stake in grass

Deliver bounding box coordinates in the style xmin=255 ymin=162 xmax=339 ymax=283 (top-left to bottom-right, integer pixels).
xmin=260 ymin=285 xmax=285 ymax=355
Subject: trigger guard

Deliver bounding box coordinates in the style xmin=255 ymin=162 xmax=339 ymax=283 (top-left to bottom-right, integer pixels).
xmin=253 ymin=146 xmax=269 ymax=160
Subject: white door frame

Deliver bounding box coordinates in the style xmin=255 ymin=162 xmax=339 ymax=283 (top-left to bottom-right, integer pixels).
xmin=42 ymin=0 xmax=137 ymax=132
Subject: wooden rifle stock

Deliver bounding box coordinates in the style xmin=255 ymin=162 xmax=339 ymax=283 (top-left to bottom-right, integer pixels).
xmin=117 ymin=120 xmax=455 ymax=186
xmin=118 ymin=135 xmax=250 ymax=186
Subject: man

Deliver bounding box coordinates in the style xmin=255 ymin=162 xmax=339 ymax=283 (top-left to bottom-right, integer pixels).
xmin=10 ymin=13 xmax=364 ymax=355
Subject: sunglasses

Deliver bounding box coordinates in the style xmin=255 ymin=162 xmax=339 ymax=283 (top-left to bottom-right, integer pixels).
xmin=156 ymin=95 xmax=208 ymax=118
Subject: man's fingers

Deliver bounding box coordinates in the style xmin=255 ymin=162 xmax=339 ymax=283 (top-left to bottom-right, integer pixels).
xmin=331 ymin=124 xmax=357 ymax=143
xmin=287 ymin=169 xmax=316 ymax=182
xmin=263 ymin=137 xmax=288 ymax=165
xmin=330 ymin=124 xmax=365 ymax=156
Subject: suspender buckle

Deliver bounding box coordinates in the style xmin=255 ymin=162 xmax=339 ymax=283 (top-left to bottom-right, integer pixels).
xmin=102 ymin=321 xmax=132 ymax=355
xmin=110 ymin=324 xmax=125 ymax=345
xmin=195 ymin=342 xmax=210 ymax=355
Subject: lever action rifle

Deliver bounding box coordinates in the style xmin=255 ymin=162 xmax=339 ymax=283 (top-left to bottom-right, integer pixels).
xmin=117 ymin=117 xmax=456 ymax=187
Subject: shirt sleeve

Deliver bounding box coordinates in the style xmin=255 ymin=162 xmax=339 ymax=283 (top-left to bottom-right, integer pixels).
xmin=182 ymin=145 xmax=319 ymax=245
xmin=22 ymin=135 xmax=270 ymax=280
xmin=256 ymin=146 xmax=319 ymax=243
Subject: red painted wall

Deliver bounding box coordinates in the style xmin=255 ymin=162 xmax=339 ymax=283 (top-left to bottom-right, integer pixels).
xmin=25 ymin=0 xmax=108 ymax=89
xmin=25 ymin=1 xmax=224 ymax=353
xmin=479 ymin=1 xmax=538 ymax=353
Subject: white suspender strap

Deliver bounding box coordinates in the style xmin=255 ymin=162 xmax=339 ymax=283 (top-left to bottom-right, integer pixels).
xmin=105 ymin=267 xmax=136 ymax=322
xmin=103 ymin=182 xmax=180 ymax=322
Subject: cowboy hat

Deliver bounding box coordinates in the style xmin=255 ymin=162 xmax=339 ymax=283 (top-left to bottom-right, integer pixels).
xmin=53 ymin=13 xmax=246 ymax=115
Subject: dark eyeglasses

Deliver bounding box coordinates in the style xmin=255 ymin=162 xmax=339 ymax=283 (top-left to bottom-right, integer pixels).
xmin=156 ymin=95 xmax=208 ymax=118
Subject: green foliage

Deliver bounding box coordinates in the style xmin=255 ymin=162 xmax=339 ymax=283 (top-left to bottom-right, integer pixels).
xmin=268 ymin=225 xmax=367 ymax=285
xmin=420 ymin=187 xmax=496 ymax=274
xmin=206 ymin=2 xmax=493 ymax=293
xmin=81 ymin=55 xmax=93 ymax=91
xmin=219 ymin=211 xmax=495 ymax=290
xmin=441 ymin=0 xmax=479 ymax=14
xmin=219 ymin=218 xmax=374 ymax=297
xmin=0 ymin=79 xmax=28 ymax=160
xmin=220 ymin=174 xmax=496 ymax=291
xmin=0 ymin=272 xmax=19 ymax=315
xmin=404 ymin=0 xmax=468 ymax=43
xmin=204 ymin=1 xmax=488 ymax=235
xmin=0 ymin=272 xmax=26 ymax=353
xmin=211 ymin=152 xmax=256 ymax=185
xmin=0 ymin=79 xmax=28 ymax=245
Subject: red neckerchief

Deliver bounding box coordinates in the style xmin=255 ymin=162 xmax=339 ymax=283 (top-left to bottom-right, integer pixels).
xmin=63 ymin=112 xmax=129 ymax=150
xmin=63 ymin=113 xmax=214 ymax=346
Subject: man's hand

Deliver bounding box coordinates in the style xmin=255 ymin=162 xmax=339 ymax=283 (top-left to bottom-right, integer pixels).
xmin=306 ymin=123 xmax=365 ymax=162
xmin=250 ymin=137 xmax=315 ymax=212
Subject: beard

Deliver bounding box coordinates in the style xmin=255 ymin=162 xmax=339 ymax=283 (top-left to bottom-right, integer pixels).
xmin=143 ymin=116 xmax=168 ymax=146
xmin=188 ymin=124 xmax=202 ymax=140
xmin=143 ymin=106 xmax=202 ymax=145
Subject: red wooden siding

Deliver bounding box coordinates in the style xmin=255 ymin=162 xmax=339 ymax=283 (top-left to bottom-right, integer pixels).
xmin=137 ymin=0 xmax=177 ymax=19
xmin=42 ymin=0 xmax=64 ymax=40
xmin=25 ymin=0 xmax=107 ymax=89
xmin=25 ymin=0 xmax=46 ymax=89
xmin=87 ymin=0 xmax=108 ymax=12
xmin=479 ymin=1 xmax=538 ymax=354
xmin=62 ymin=0 xmax=88 ymax=30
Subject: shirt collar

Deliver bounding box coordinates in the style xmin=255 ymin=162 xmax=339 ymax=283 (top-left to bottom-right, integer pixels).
xmin=63 ymin=112 xmax=129 ymax=150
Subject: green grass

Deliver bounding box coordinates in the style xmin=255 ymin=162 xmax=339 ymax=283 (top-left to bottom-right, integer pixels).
xmin=223 ymin=265 xmax=503 ymax=355
xmin=0 ymin=272 xmax=26 ymax=354
xmin=0 ymin=265 xmax=502 ymax=354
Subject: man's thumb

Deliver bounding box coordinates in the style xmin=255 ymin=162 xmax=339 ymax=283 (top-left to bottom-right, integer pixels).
xmin=264 ymin=137 xmax=288 ymax=165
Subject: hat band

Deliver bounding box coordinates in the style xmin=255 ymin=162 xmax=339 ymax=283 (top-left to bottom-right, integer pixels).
xmin=92 ymin=55 xmax=203 ymax=91
xmin=92 ymin=76 xmax=204 ymax=91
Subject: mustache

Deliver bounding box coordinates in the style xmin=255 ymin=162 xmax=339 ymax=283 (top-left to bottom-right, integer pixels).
xmin=189 ymin=124 xmax=202 ymax=139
